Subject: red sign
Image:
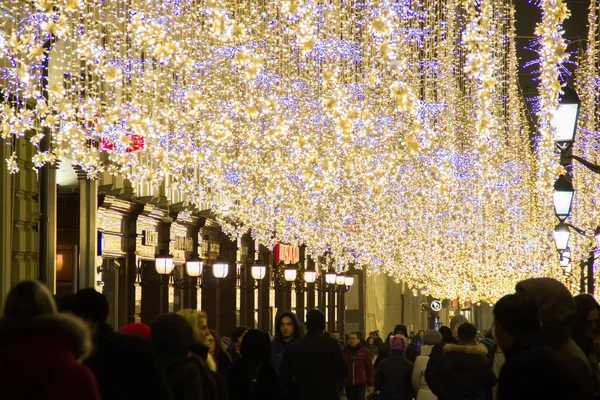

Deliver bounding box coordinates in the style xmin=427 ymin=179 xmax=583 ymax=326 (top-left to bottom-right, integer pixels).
xmin=102 ymin=133 xmax=145 ymax=152
xmin=275 ymin=244 xmax=300 ymax=264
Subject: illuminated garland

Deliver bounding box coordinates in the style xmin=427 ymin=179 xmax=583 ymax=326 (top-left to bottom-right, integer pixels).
xmin=274 ymin=261 xmax=306 ymax=293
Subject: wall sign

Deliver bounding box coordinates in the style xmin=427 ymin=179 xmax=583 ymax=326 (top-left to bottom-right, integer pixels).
xmin=174 ymin=236 xmax=194 ymax=252
xmin=142 ymin=230 xmax=158 ymax=247
xmin=275 ymin=244 xmax=300 ymax=264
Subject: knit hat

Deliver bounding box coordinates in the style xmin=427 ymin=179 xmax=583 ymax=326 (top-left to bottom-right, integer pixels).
xmin=393 ymin=324 xmax=408 ymax=337
xmin=390 ymin=334 xmax=408 ymax=350
xmin=423 ymin=329 xmax=442 ymax=345
xmin=450 ymin=314 xmax=468 ymax=330
xmin=121 ymin=323 xmax=151 ymax=340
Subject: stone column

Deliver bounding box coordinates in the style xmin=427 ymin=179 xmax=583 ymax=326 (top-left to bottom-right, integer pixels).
xmin=77 ymin=169 xmax=98 ymax=289
xmin=0 ymin=140 xmax=13 ymax=306
xmin=39 ymin=160 xmax=57 ymax=293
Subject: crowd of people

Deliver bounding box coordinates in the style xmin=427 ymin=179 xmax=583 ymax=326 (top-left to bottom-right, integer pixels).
xmin=1 ymin=277 xmax=600 ymax=399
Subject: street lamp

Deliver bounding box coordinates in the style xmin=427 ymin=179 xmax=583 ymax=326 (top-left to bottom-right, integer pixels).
xmin=335 ymin=274 xmax=346 ymax=286
xmin=304 ymin=270 xmax=317 ymax=283
xmin=284 ymin=267 xmax=297 ymax=282
xmin=155 ymin=251 xmax=175 ymax=275
xmin=344 ymin=276 xmax=355 ymax=287
xmin=554 ymin=223 xmax=571 ymax=252
xmin=212 ymin=263 xmax=229 ymax=279
xmin=553 ymin=175 xmax=574 ymax=221
xmin=552 ymin=86 xmax=581 ymax=146
xmin=185 ymin=255 xmax=203 ymax=277
xmin=251 ymin=265 xmax=267 ymax=280
xmin=325 ymin=271 xmax=337 ymax=285
xmin=595 ymin=227 xmax=600 ymax=250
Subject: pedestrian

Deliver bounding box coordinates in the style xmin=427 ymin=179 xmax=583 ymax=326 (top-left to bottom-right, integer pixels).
xmin=343 ymin=332 xmax=374 ymax=400
xmin=573 ymin=294 xmax=600 ymax=385
xmin=375 ymin=334 xmax=414 ymax=400
xmin=516 ymin=277 xmax=595 ymax=399
xmin=209 ymin=329 xmax=234 ymax=379
xmin=271 ymin=311 xmax=303 ymax=376
xmin=479 ymin=325 xmax=504 ymax=400
xmin=424 ymin=314 xmax=467 ymax=396
xmin=152 ymin=313 xmax=204 ymax=400
xmin=72 ymin=288 xmax=172 ymax=400
xmin=280 ymin=309 xmax=348 ymax=400
xmin=375 ymin=325 xmax=407 ymax=369
xmin=177 ymin=309 xmax=222 ymax=400
xmin=413 ymin=330 xmax=425 ymax=354
xmin=228 ymin=326 xmax=248 ymax=363
xmin=121 ymin=322 xmax=152 ymax=340
xmin=365 ymin=336 xmax=378 ymax=360
xmin=0 ymin=281 xmax=101 ymax=400
xmin=228 ymin=329 xmax=280 ymax=400
xmin=411 ymin=329 xmax=442 ymax=400
xmin=426 ymin=322 xmax=496 ymax=400
xmin=493 ymin=293 xmax=580 ymax=400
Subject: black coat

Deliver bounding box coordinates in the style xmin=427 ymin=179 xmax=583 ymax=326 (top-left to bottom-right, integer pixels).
xmin=426 ymin=343 xmax=496 ymax=400
xmin=162 ymin=358 xmax=205 ymax=400
xmin=374 ymin=353 xmax=414 ymax=400
xmin=85 ymin=323 xmax=173 ymax=400
xmin=497 ymin=333 xmax=580 ymax=400
xmin=280 ymin=331 xmax=348 ymax=400
xmin=227 ymin=357 xmax=280 ymax=400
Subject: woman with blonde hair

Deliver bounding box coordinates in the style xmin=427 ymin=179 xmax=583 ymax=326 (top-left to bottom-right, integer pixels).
xmin=0 ymin=280 xmax=101 ymax=399
xmin=177 ymin=309 xmax=228 ymax=400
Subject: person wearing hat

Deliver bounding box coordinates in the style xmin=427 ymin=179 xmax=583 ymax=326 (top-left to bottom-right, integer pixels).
xmin=411 ymin=330 xmax=443 ymax=400
xmin=374 ymin=334 xmax=414 ymax=400
xmin=279 ymin=309 xmax=348 ymax=400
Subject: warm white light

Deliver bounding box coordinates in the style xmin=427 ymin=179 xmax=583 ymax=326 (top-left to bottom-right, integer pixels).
xmin=344 ymin=276 xmax=354 ymax=286
xmin=251 ymin=265 xmax=266 ymax=280
xmin=563 ymin=262 xmax=572 ymax=275
xmin=284 ymin=268 xmax=297 ymax=282
xmin=554 ymin=224 xmax=570 ymax=252
xmin=325 ymin=272 xmax=337 ymax=285
xmin=595 ymin=228 xmax=600 ymax=250
xmin=335 ymin=275 xmax=346 ymax=286
xmin=212 ymin=263 xmax=229 ymax=279
xmin=155 ymin=255 xmax=175 ymax=275
xmin=304 ymin=270 xmax=317 ymax=283
xmin=186 ymin=260 xmax=203 ymax=277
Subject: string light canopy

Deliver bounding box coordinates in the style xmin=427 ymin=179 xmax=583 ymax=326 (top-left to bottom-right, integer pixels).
xmin=0 ymin=0 xmax=566 ymax=301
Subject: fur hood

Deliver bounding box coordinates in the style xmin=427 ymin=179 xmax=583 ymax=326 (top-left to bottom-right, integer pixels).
xmin=443 ymin=343 xmax=488 ymax=356
xmin=0 ymin=313 xmax=93 ymax=360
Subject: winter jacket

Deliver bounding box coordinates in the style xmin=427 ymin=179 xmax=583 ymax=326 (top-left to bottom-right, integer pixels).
xmin=406 ymin=343 xmax=419 ymax=364
xmin=0 ymin=313 xmax=101 ymax=400
xmin=516 ymin=278 xmax=595 ymax=400
xmin=272 ymin=311 xmax=303 ymax=376
xmin=375 ymin=351 xmax=414 ymax=400
xmin=280 ymin=331 xmax=348 ymax=400
xmin=427 ymin=343 xmax=496 ymax=400
xmin=228 ymin=357 xmax=280 ymax=400
xmin=411 ymin=344 xmax=437 ymax=400
xmin=85 ymin=322 xmax=173 ymax=400
xmin=424 ymin=336 xmax=457 ymax=397
xmin=343 ymin=344 xmax=374 ymax=386
xmin=497 ymin=332 xmax=580 ymax=400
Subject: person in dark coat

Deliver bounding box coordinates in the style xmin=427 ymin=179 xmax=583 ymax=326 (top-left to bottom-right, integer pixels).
xmin=516 ymin=278 xmax=595 ymax=400
xmin=375 ymin=325 xmax=407 ymax=369
xmin=209 ymin=329 xmax=234 ymax=379
xmin=272 ymin=311 xmax=303 ymax=376
xmin=424 ymin=314 xmax=467 ymax=396
xmin=427 ymin=322 xmax=496 ymax=400
xmin=573 ymin=293 xmax=600 ymax=393
xmin=375 ymin=334 xmax=414 ymax=400
xmin=72 ymin=288 xmax=173 ymax=400
xmin=494 ymin=293 xmax=580 ymax=400
xmin=228 ymin=329 xmax=280 ymax=400
xmin=280 ymin=309 xmax=348 ymax=400
xmin=0 ymin=281 xmax=101 ymax=400
xmin=227 ymin=326 xmax=248 ymax=363
xmin=152 ymin=313 xmax=204 ymax=400
xmin=343 ymin=332 xmax=374 ymax=400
